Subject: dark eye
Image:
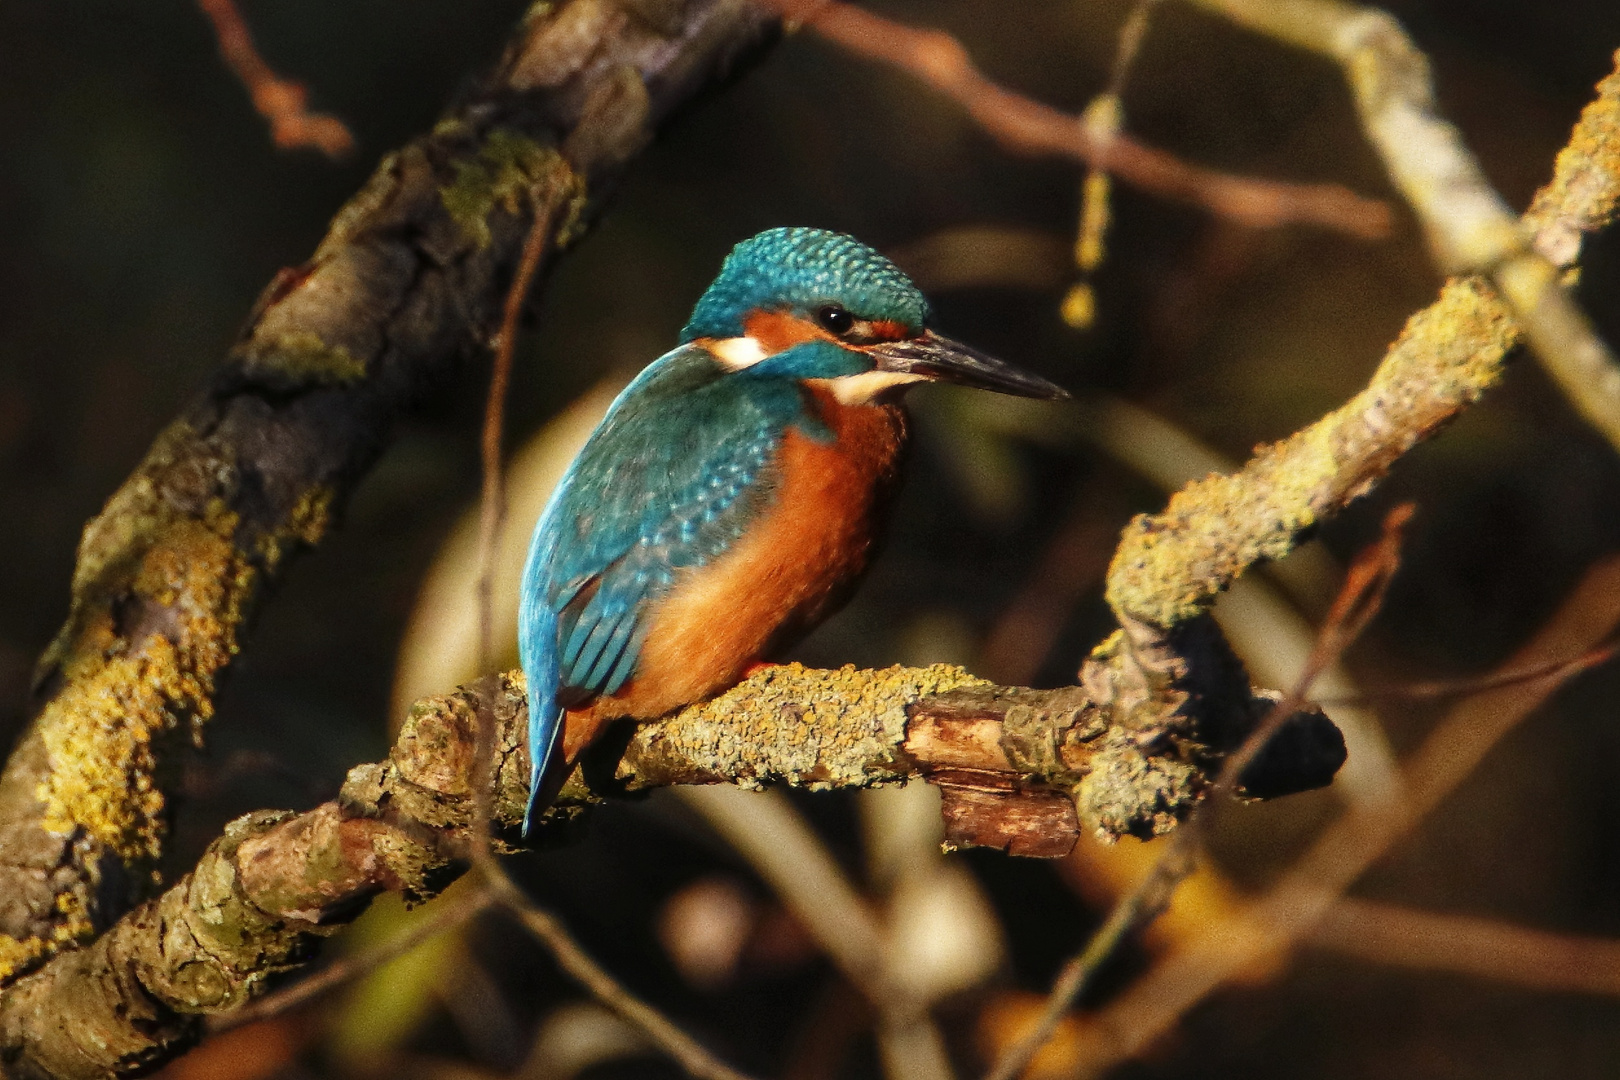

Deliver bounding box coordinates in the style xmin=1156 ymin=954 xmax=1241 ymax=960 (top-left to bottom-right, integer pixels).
xmin=815 ymin=305 xmax=855 ymax=336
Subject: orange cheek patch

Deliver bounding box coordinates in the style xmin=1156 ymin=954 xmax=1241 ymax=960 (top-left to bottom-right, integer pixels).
xmin=743 ymin=309 xmax=830 ymax=353
xmin=867 ymin=319 xmax=911 ymax=342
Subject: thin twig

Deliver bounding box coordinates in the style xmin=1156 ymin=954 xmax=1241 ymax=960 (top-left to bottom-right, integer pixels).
xmin=1313 ymin=638 xmax=1620 ymax=705
xmin=756 ymin=0 xmax=1391 ymax=239
xmin=207 ymin=885 xmax=498 ymax=1035
xmin=1062 ymin=0 xmax=1163 ymax=328
xmin=194 ymin=0 xmax=354 ymax=159
xmin=476 ymin=201 xmax=555 ymax=678
xmin=1311 ymin=897 xmax=1620 ymax=998
xmin=982 ymin=505 xmax=1412 ymax=1080
xmin=487 ymin=873 xmax=758 ymax=1080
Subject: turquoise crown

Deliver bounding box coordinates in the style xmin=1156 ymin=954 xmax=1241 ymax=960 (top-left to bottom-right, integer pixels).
xmin=680 ymin=227 xmax=931 ymax=342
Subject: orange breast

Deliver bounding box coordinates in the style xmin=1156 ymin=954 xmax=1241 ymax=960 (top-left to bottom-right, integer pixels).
xmin=560 ymin=392 xmax=907 ymax=760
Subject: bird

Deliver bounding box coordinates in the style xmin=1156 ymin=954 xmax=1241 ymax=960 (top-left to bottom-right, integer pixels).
xmin=518 ymin=226 xmax=1068 ymax=833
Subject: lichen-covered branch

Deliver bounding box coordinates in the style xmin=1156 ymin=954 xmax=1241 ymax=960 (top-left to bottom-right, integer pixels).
xmin=0 ymin=0 xmax=778 ymax=982
xmin=1185 ymin=2 xmax=1620 ymax=452
xmin=0 ymin=664 xmax=1342 ymax=1080
xmin=1107 ymin=50 xmax=1620 ymax=632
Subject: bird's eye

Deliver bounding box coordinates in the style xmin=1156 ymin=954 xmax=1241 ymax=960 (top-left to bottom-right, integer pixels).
xmin=816 ymin=305 xmax=855 ymax=336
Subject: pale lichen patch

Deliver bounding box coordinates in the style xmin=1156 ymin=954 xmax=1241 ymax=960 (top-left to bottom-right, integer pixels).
xmin=252 ymin=331 xmax=368 ymax=385
xmin=623 ymin=663 xmax=991 ymax=790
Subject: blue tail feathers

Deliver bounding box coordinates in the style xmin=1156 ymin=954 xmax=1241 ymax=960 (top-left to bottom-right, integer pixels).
xmin=519 ymin=547 xmax=564 ymax=836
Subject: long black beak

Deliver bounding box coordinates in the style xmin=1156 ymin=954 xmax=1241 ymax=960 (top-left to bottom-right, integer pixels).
xmin=870 ymin=331 xmax=1070 ymax=400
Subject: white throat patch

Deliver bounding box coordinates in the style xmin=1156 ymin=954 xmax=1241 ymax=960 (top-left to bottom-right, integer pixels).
xmin=710 ymin=336 xmax=769 ymax=371
xmin=823 ymin=369 xmax=927 ymax=405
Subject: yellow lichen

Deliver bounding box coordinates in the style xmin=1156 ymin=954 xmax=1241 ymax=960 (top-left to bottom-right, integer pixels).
xmin=1105 ymin=274 xmax=1516 ymax=631
xmin=257 ymin=485 xmax=334 ymax=572
xmin=624 ymin=663 xmax=991 ymax=790
xmin=1526 ymin=57 xmax=1620 ymax=250
xmin=37 ymin=517 xmax=253 ymax=862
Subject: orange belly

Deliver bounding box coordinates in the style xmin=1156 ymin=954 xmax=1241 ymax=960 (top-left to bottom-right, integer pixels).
xmin=561 ymin=393 xmax=907 ymax=760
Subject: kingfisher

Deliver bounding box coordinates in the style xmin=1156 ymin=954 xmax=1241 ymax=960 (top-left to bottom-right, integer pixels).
xmin=518 ymin=227 xmax=1068 ymax=832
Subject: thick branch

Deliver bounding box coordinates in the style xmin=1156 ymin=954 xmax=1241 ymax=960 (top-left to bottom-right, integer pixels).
xmin=1106 ymin=51 xmax=1620 ymax=631
xmin=0 ymin=0 xmax=777 ymax=980
xmin=0 ymin=665 xmax=1342 ymax=1079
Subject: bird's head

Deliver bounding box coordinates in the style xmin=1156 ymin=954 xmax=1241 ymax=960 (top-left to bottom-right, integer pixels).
xmin=680 ymin=227 xmax=1068 ymax=405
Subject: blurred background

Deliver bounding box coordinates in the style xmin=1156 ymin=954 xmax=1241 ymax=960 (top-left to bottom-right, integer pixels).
xmin=6 ymin=1 xmax=1620 ymax=1078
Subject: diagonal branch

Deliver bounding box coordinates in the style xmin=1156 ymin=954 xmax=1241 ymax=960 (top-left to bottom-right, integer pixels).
xmin=0 ymin=0 xmax=779 ymax=984
xmin=1106 ymin=49 xmax=1620 ymax=633
xmin=0 ymin=665 xmax=1343 ymax=1079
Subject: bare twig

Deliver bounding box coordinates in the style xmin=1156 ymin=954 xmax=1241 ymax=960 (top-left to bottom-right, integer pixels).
xmin=1311 ymin=897 xmax=1620 ymax=997
xmin=983 ymin=506 xmax=1410 ymax=1080
xmin=755 ymin=0 xmax=1391 ymax=239
xmin=476 ymin=200 xmax=561 ymax=676
xmin=194 ymin=0 xmax=355 ymax=159
xmin=1061 ymin=0 xmax=1163 ymax=329
xmin=1313 ymin=638 xmax=1620 ymax=704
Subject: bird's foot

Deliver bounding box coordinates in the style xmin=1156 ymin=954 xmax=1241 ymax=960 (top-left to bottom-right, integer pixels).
xmin=742 ymin=661 xmax=781 ymax=680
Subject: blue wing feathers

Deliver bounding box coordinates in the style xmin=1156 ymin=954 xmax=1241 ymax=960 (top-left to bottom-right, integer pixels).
xmin=518 ymin=344 xmax=802 ymax=834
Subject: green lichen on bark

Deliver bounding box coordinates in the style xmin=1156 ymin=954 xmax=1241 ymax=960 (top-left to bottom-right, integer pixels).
xmin=440 ymin=129 xmax=577 ymax=250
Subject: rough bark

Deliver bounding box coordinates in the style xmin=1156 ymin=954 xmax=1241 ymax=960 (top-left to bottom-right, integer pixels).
xmin=0 ymin=0 xmax=777 ymax=982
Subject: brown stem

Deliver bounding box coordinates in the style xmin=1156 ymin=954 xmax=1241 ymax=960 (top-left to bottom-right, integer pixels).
xmin=194 ymin=0 xmax=355 ymax=158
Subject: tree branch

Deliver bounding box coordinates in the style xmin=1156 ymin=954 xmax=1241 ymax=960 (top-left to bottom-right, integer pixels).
xmin=0 ymin=0 xmax=778 ymax=983
xmin=0 ymin=664 xmax=1342 ymax=1079
xmin=1105 ymin=49 xmax=1620 ymax=633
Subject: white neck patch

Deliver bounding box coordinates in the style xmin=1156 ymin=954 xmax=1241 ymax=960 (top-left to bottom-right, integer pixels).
xmin=710 ymin=336 xmax=769 ymax=371
xmin=823 ymin=369 xmax=927 ymax=405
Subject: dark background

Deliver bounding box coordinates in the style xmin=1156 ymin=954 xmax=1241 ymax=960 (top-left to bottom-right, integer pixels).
xmin=5 ymin=2 xmax=1620 ymax=1078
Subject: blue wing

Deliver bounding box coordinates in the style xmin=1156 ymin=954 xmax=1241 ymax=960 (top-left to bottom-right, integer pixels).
xmin=518 ymin=344 xmax=804 ymax=833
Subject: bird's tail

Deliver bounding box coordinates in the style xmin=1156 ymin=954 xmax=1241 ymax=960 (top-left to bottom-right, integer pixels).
xmin=522 ymin=698 xmax=565 ymax=836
